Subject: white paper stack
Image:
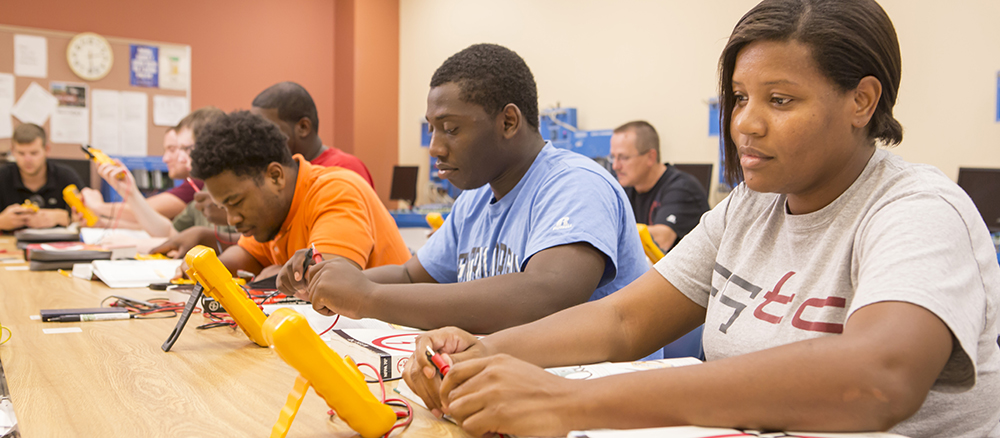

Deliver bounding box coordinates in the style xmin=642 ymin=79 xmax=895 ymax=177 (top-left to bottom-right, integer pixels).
xmin=91 ymin=259 xmax=183 ymax=288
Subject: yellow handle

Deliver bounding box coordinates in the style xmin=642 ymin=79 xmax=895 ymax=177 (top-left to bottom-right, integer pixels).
xmin=63 ymin=185 xmax=99 ymax=227
xmin=262 ymin=308 xmax=397 ymax=438
xmin=426 ymin=212 xmax=444 ymax=231
xmin=637 ymin=224 xmax=665 ymax=263
xmin=184 ymin=245 xmax=269 ymax=347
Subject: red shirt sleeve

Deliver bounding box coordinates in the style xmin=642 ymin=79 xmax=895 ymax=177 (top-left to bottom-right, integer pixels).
xmin=164 ymin=179 xmax=204 ymax=204
xmin=310 ymin=148 xmax=374 ymax=188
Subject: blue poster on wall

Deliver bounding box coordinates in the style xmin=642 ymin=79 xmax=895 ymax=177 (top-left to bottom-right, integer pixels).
xmin=130 ymin=45 xmax=159 ymax=88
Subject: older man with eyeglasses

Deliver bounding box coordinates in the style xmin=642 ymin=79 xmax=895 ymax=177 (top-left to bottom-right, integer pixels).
xmin=610 ymin=120 xmax=709 ymax=252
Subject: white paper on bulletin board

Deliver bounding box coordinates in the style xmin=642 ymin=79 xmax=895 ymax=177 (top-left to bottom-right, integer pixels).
xmin=153 ymin=95 xmax=189 ymax=127
xmin=0 ymin=73 xmax=14 ymax=139
xmin=158 ymin=46 xmax=190 ymax=91
xmin=119 ymin=91 xmax=148 ymax=156
xmin=49 ymin=82 xmax=89 ymax=144
xmin=11 ymin=81 xmax=57 ymax=126
xmin=14 ymin=34 xmax=47 ymax=78
xmin=91 ymin=89 xmax=120 ymax=153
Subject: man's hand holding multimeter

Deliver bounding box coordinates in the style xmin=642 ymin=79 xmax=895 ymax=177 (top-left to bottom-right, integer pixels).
xmin=276 ymin=246 xmax=367 ymax=319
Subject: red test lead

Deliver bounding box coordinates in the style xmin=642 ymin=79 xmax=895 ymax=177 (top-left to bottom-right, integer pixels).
xmin=186 ymin=177 xmax=200 ymax=192
xmin=301 ymin=244 xmax=325 ymax=278
xmin=310 ymin=243 xmax=323 ymax=264
xmin=425 ymin=345 xmax=450 ymax=376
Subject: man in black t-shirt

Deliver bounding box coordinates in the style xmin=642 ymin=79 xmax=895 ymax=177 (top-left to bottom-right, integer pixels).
xmin=0 ymin=123 xmax=84 ymax=231
xmin=610 ymin=121 xmax=709 ymax=251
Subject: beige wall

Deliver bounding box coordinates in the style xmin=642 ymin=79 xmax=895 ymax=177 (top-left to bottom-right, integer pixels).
xmin=399 ymin=0 xmax=1000 ymax=205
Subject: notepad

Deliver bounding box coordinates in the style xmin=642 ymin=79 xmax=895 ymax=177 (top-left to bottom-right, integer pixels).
xmin=80 ymin=227 xmax=151 ymax=245
xmin=91 ymin=259 xmax=183 ymax=288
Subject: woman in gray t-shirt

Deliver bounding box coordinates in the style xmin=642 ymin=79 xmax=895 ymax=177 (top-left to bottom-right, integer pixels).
xmin=400 ymin=1 xmax=1000 ymax=437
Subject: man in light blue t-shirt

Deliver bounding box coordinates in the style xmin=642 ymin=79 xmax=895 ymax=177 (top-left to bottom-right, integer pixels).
xmin=275 ymin=44 xmax=651 ymax=344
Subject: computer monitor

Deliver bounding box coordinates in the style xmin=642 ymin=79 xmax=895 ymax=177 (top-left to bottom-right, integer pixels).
xmin=673 ymin=163 xmax=713 ymax=196
xmin=49 ymin=158 xmax=91 ymax=187
xmin=957 ymin=167 xmax=1000 ymax=232
xmin=389 ymin=166 xmax=419 ymax=209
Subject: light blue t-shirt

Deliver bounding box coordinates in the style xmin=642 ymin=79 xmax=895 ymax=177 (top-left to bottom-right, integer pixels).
xmin=418 ymin=143 xmax=647 ymax=302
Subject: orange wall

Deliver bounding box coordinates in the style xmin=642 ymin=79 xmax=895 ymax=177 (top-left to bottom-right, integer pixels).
xmin=1 ymin=0 xmax=337 ymax=146
xmin=2 ymin=0 xmax=400 ymax=204
xmin=349 ymin=0 xmax=400 ymax=205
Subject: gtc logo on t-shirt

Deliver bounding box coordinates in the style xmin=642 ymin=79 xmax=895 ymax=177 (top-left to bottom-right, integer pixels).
xmin=712 ymin=264 xmax=846 ymax=335
xmin=552 ymin=216 xmax=573 ymax=231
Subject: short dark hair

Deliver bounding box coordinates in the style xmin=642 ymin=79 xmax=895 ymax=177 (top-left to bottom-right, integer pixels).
xmin=430 ymin=43 xmax=539 ymax=130
xmin=190 ymin=110 xmax=293 ymax=181
xmin=614 ymin=121 xmax=661 ymax=161
xmin=719 ymin=0 xmax=903 ymax=186
xmin=12 ymin=123 xmax=46 ymax=146
xmin=176 ymin=106 xmax=225 ymax=140
xmin=251 ymin=82 xmax=319 ymax=134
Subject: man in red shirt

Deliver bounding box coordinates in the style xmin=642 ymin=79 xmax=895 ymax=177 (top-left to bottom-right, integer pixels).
xmin=250 ymin=82 xmax=374 ymax=187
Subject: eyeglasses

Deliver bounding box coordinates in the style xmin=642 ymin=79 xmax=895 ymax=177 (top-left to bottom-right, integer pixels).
xmin=608 ymin=147 xmax=656 ymax=164
xmin=164 ymin=144 xmax=195 ymax=154
xmin=608 ymin=149 xmax=653 ymax=164
xmin=608 ymin=154 xmax=637 ymax=164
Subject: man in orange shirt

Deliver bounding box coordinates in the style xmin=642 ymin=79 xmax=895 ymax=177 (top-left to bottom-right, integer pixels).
xmin=177 ymin=110 xmax=409 ymax=277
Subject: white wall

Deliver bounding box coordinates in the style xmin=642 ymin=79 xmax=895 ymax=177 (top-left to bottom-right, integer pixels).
xmin=399 ymin=0 xmax=1000 ymax=205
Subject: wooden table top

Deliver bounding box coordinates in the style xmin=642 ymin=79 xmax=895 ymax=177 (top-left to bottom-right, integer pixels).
xmin=0 ymin=237 xmax=469 ymax=437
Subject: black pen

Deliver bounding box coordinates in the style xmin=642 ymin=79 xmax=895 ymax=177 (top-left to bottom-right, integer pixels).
xmin=49 ymin=313 xmax=133 ymax=322
xmin=302 ymin=243 xmax=323 ymax=275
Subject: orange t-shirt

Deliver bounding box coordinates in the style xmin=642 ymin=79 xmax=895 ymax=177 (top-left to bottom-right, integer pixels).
xmin=238 ymin=155 xmax=410 ymax=269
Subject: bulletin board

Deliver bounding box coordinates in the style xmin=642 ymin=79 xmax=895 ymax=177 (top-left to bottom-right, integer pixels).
xmin=0 ymin=24 xmax=191 ymax=163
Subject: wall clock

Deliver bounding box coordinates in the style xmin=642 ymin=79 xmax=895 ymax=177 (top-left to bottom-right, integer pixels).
xmin=66 ymin=32 xmax=114 ymax=81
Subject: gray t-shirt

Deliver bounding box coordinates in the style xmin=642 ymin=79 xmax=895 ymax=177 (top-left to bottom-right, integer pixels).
xmin=657 ymin=149 xmax=1000 ymax=437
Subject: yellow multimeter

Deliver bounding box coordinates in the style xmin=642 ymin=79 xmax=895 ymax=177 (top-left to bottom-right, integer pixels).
xmin=20 ymin=199 xmax=40 ymax=212
xmin=63 ymin=185 xmax=99 ymax=227
xmin=81 ymin=144 xmax=126 ymax=180
xmin=637 ymin=224 xmax=665 ymax=263
xmin=425 ymin=212 xmax=444 ymax=231
xmin=184 ymin=245 xmax=269 ymax=347
xmin=262 ymin=308 xmax=397 ymax=438
xmin=135 ymin=253 xmax=170 ymax=261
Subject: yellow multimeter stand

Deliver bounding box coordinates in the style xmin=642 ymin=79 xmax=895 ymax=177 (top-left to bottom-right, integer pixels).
xmin=63 ymin=185 xmax=99 ymax=227
xmin=184 ymin=245 xmax=269 ymax=347
xmin=262 ymin=308 xmax=397 ymax=438
xmin=637 ymin=224 xmax=665 ymax=263
xmin=425 ymin=212 xmax=444 ymax=231
xmin=20 ymin=200 xmax=39 ymax=212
